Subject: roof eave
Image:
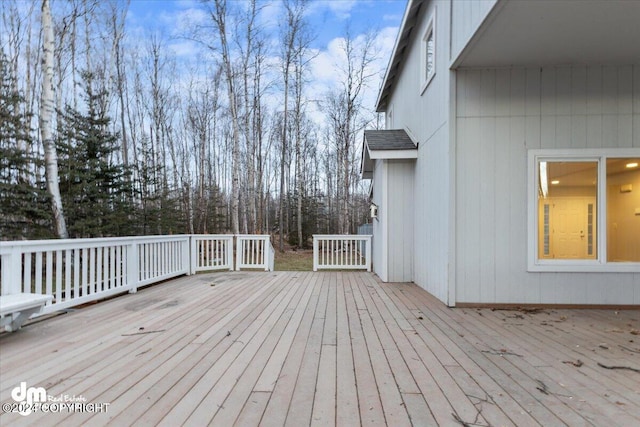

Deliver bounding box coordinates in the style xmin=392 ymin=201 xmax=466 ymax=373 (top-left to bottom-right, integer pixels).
xmin=375 ymin=0 xmax=424 ymax=113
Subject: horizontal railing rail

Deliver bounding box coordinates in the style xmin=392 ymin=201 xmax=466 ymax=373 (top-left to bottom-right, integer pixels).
xmin=313 ymin=235 xmax=372 ymax=272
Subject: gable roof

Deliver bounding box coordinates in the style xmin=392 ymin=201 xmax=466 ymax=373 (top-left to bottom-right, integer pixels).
xmin=361 ymin=129 xmax=418 ymax=179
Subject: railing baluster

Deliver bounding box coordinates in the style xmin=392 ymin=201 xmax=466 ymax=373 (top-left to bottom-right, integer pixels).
xmin=65 ymin=249 xmax=72 ymax=301
xmin=116 ymin=245 xmax=122 ymax=288
xmin=23 ymin=252 xmax=32 ymax=293
xmin=89 ymin=248 xmax=96 ymax=294
xmin=98 ymin=246 xmax=104 ymax=291
xmin=46 ymin=251 xmax=53 ymax=296
xmin=81 ymin=248 xmax=88 ymax=296
xmin=73 ymin=248 xmax=80 ymax=296
xmin=55 ymin=250 xmax=62 ymax=303
xmin=35 ymin=252 xmax=43 ymax=294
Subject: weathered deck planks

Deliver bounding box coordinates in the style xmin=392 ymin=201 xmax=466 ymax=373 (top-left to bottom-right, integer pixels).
xmin=1 ymin=271 xmax=638 ymax=426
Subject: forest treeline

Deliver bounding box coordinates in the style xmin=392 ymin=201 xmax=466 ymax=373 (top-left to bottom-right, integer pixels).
xmin=0 ymin=0 xmax=382 ymax=248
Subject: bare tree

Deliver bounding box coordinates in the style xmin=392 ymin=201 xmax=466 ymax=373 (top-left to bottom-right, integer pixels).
xmin=278 ymin=0 xmax=307 ymax=250
xmin=109 ymin=1 xmax=129 ymax=168
xmin=292 ymin=20 xmax=313 ymax=247
xmin=40 ymin=0 xmax=68 ymax=238
xmin=326 ymin=29 xmax=377 ymax=234
xmin=206 ymin=0 xmax=241 ymax=235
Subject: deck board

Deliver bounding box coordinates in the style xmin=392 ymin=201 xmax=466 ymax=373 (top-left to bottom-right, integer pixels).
xmin=1 ymin=271 xmax=639 ymax=427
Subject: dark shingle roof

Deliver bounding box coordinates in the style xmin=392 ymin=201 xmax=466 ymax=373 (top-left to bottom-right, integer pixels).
xmin=364 ymin=129 xmax=416 ymax=150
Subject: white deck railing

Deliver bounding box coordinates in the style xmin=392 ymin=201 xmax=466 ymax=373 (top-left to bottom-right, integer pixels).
xmin=0 ymin=235 xmax=190 ymax=316
xmin=191 ymin=235 xmax=234 ymax=273
xmin=236 ymin=235 xmax=274 ymax=271
xmin=313 ymin=235 xmax=372 ymax=271
xmin=0 ymin=234 xmax=274 ymax=318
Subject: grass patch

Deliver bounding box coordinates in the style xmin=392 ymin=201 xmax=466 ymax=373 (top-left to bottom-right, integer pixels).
xmin=274 ymin=249 xmax=313 ymax=271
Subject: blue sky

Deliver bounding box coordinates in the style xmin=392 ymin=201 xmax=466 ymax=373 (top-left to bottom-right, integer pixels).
xmin=127 ymin=0 xmax=406 ymax=49
xmin=125 ymin=0 xmax=407 ymax=122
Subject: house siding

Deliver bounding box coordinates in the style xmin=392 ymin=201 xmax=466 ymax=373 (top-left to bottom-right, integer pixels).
xmin=372 ymin=159 xmax=388 ymax=282
xmin=455 ymin=66 xmax=640 ymax=305
xmin=450 ymin=0 xmax=497 ymax=64
xmin=414 ymin=125 xmax=451 ymax=302
xmin=387 ymin=160 xmax=415 ymax=282
xmin=385 ymin=0 xmax=452 ymax=302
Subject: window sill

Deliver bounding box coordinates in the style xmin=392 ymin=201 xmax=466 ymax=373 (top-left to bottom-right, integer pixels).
xmin=528 ymin=261 xmax=640 ymax=273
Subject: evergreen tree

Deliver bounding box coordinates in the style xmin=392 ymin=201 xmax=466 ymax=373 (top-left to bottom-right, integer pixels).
xmin=57 ymin=72 xmax=134 ymax=238
xmin=0 ymin=52 xmax=52 ymax=239
xmin=131 ymin=134 xmax=186 ymax=235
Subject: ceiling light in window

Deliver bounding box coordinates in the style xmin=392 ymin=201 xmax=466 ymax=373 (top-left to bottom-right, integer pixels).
xmin=626 ymin=162 xmax=638 ymax=168
xmin=551 ymin=180 xmax=560 ymax=185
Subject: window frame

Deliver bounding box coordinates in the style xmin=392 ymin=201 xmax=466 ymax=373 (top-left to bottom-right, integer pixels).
xmin=527 ymin=148 xmax=640 ymax=273
xmin=420 ymin=10 xmax=436 ymax=94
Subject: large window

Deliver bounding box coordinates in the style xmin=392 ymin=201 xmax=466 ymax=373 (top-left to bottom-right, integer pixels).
xmin=420 ymin=11 xmax=435 ymax=93
xmin=529 ymin=150 xmax=640 ymax=272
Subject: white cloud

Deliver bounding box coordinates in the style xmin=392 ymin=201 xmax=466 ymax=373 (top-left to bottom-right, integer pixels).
xmin=258 ymin=1 xmax=284 ymax=33
xmin=306 ymin=0 xmax=358 ymax=21
xmin=303 ymin=24 xmax=399 ymax=128
xmin=162 ymin=7 xmax=209 ymax=37
xmin=383 ymin=13 xmax=403 ymax=22
xmin=168 ymin=40 xmax=201 ymax=57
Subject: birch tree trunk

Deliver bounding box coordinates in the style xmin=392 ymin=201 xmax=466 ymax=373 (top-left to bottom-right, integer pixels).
xmin=40 ymin=0 xmax=68 ymax=238
xmin=294 ymin=57 xmax=303 ymax=247
xmin=278 ymin=0 xmax=305 ymax=250
xmin=211 ymin=0 xmax=240 ymax=235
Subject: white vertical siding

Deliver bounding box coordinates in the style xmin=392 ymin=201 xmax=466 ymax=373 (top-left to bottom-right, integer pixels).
xmin=455 ymin=65 xmax=640 ymax=305
xmin=387 ymin=160 xmax=415 ymax=282
xmin=413 ymin=126 xmax=451 ymax=302
xmin=451 ymin=0 xmax=497 ymax=64
xmin=385 ymin=0 xmax=453 ymax=303
xmin=371 ymin=159 xmax=416 ymax=283
xmin=372 ymin=160 xmax=388 ymax=282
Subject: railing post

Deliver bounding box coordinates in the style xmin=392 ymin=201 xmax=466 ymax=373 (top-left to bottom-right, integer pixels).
xmin=235 ymin=235 xmax=241 ymax=271
xmin=182 ymin=238 xmax=191 ymax=275
xmin=1 ymin=246 xmax=23 ymax=295
xmin=269 ymin=237 xmax=275 ymax=272
xmin=127 ymin=242 xmax=139 ymax=294
xmin=366 ymin=236 xmax=372 ymax=272
xmin=190 ymin=236 xmax=197 ymax=275
xmin=313 ymin=236 xmax=319 ymax=272
xmin=226 ymin=236 xmax=234 ymax=271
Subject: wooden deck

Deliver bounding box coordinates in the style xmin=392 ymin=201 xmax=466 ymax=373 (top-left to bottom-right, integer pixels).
xmin=1 ymin=271 xmax=639 ymax=426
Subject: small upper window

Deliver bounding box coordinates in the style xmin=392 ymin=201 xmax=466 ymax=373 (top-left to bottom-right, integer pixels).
xmin=421 ymin=12 xmax=436 ymax=93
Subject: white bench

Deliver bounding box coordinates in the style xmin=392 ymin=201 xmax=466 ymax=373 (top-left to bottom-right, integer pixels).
xmin=0 ymin=293 xmax=53 ymax=332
